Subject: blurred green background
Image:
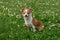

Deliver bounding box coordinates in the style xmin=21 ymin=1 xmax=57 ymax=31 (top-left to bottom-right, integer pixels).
xmin=0 ymin=0 xmax=60 ymax=40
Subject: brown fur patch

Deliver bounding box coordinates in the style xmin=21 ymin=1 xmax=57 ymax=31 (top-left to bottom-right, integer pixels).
xmin=32 ymin=18 xmax=44 ymax=29
xmin=20 ymin=8 xmax=32 ymax=14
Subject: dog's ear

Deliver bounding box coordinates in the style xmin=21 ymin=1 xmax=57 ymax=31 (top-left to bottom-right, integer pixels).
xmin=28 ymin=7 xmax=32 ymax=12
xmin=20 ymin=8 xmax=24 ymax=13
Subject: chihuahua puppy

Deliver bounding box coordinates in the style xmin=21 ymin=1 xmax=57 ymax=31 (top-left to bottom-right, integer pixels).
xmin=20 ymin=8 xmax=44 ymax=32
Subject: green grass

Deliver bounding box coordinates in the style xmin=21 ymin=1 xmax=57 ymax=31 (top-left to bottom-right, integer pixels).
xmin=0 ymin=0 xmax=60 ymax=40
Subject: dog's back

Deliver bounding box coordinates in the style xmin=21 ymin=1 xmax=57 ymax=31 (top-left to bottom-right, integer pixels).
xmin=32 ymin=18 xmax=44 ymax=30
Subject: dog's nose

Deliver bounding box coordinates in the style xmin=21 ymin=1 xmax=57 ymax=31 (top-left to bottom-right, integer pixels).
xmin=25 ymin=15 xmax=28 ymax=17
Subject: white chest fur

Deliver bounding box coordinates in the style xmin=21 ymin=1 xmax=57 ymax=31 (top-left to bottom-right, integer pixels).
xmin=24 ymin=16 xmax=32 ymax=26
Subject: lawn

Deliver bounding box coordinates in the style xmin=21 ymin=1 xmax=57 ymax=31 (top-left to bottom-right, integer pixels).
xmin=0 ymin=0 xmax=60 ymax=40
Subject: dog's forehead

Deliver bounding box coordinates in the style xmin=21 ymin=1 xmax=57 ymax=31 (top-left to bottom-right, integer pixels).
xmin=25 ymin=9 xmax=28 ymax=12
xmin=23 ymin=9 xmax=28 ymax=13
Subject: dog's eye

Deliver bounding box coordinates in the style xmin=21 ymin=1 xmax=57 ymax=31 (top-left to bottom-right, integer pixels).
xmin=28 ymin=13 xmax=30 ymax=14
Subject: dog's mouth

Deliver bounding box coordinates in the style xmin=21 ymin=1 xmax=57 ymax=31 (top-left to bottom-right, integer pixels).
xmin=25 ymin=15 xmax=28 ymax=17
xmin=24 ymin=15 xmax=29 ymax=20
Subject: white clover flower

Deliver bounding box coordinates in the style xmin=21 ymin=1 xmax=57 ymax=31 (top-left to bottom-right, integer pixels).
xmin=2 ymin=6 xmax=4 ymax=8
xmin=58 ymin=24 xmax=60 ymax=28
xmin=8 ymin=13 xmax=14 ymax=17
xmin=51 ymin=11 xmax=55 ymax=13
xmin=17 ymin=25 xmax=20 ymax=27
xmin=8 ymin=9 xmax=10 ymax=12
xmin=23 ymin=23 xmax=25 ymax=27
xmin=6 ymin=2 xmax=8 ymax=4
xmin=56 ymin=13 xmax=58 ymax=16
xmin=3 ymin=14 xmax=6 ymax=16
xmin=56 ymin=2 xmax=59 ymax=5
xmin=56 ymin=20 xmax=58 ymax=22
xmin=33 ymin=15 xmax=35 ymax=18
xmin=48 ymin=21 xmax=51 ymax=23
xmin=5 ymin=7 xmax=8 ymax=10
xmin=49 ymin=24 xmax=55 ymax=29
xmin=46 ymin=10 xmax=51 ymax=13
xmin=50 ymin=24 xmax=56 ymax=27
xmin=46 ymin=3 xmax=49 ymax=5
xmin=14 ymin=8 xmax=16 ymax=10
xmin=16 ymin=15 xmax=21 ymax=19
xmin=16 ymin=5 xmax=19 ymax=8
xmin=17 ymin=1 xmax=19 ymax=3
xmin=11 ymin=28 xmax=13 ymax=31
xmin=12 ymin=21 xmax=17 ymax=24
xmin=0 ymin=1 xmax=3 ymax=3
xmin=24 ymin=3 xmax=26 ymax=6
xmin=14 ymin=12 xmax=16 ymax=15
xmin=52 ymin=4 xmax=55 ymax=5
xmin=49 ymin=27 xmax=51 ymax=29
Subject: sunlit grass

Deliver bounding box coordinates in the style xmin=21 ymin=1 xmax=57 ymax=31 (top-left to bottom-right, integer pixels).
xmin=0 ymin=0 xmax=60 ymax=40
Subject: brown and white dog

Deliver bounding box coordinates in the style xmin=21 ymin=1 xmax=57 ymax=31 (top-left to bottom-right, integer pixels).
xmin=20 ymin=8 xmax=44 ymax=32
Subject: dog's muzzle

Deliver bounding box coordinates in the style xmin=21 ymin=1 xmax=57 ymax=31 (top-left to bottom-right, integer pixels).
xmin=25 ymin=15 xmax=28 ymax=17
